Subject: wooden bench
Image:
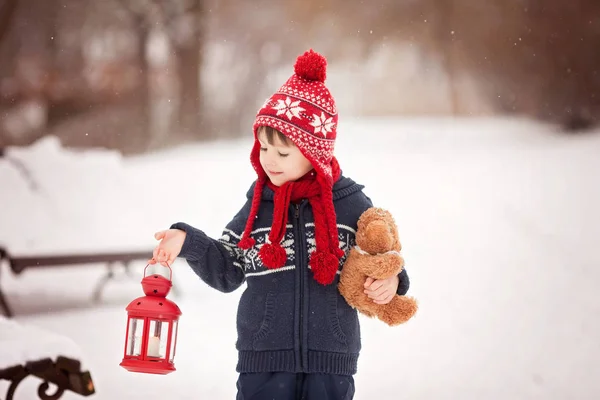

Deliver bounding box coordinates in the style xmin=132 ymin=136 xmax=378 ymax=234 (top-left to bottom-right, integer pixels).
xmin=0 ymin=247 xmax=157 ymax=317
xmin=0 ymin=356 xmax=95 ymax=400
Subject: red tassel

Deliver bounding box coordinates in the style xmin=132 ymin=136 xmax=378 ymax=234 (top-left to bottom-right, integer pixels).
xmin=238 ymin=236 xmax=255 ymax=250
xmin=259 ymin=243 xmax=287 ymax=269
xmin=309 ymin=251 xmax=339 ymax=285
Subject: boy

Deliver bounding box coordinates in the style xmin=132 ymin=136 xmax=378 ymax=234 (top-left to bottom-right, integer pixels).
xmin=150 ymin=49 xmax=410 ymax=399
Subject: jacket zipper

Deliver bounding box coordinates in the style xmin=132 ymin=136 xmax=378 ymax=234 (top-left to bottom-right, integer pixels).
xmin=294 ymin=203 xmax=304 ymax=371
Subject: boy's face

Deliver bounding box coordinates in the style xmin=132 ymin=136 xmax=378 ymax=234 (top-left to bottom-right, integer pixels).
xmin=258 ymin=130 xmax=313 ymax=186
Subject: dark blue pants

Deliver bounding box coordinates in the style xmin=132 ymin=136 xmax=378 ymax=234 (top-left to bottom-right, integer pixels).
xmin=236 ymin=372 xmax=355 ymax=400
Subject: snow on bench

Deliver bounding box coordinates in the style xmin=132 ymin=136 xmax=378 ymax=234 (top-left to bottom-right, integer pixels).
xmin=0 ymin=316 xmax=83 ymax=370
xmin=0 ymin=315 xmax=95 ymax=399
xmin=0 ymin=137 xmax=158 ymax=317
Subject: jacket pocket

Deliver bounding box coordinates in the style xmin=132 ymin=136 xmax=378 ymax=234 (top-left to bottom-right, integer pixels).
xmin=236 ymin=290 xmax=295 ymax=352
xmin=333 ymin=291 xmax=361 ymax=354
xmin=236 ymin=289 xmax=265 ymax=351
xmin=307 ymin=290 xmax=361 ymax=354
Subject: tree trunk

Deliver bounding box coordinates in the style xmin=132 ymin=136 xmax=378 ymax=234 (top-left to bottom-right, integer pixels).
xmin=176 ymin=43 xmax=202 ymax=140
xmin=0 ymin=0 xmax=18 ymax=45
xmin=433 ymin=0 xmax=459 ymax=115
xmin=0 ymin=0 xmax=19 ymax=148
xmin=175 ymin=0 xmax=204 ymax=141
xmin=133 ymin=16 xmax=152 ymax=151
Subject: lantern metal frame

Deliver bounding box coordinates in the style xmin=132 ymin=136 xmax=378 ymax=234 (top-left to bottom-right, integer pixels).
xmin=120 ymin=264 xmax=181 ymax=375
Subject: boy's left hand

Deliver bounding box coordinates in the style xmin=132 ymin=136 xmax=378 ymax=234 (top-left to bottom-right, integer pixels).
xmin=364 ymin=275 xmax=399 ymax=304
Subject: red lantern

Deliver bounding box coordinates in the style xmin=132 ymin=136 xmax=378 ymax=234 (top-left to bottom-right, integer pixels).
xmin=120 ymin=264 xmax=182 ymax=375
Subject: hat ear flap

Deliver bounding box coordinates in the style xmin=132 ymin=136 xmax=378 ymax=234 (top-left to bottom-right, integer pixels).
xmin=238 ymin=176 xmax=265 ymax=250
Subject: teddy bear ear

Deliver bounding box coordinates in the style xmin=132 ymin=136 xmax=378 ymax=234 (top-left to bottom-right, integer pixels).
xmin=374 ymin=208 xmax=387 ymax=217
xmin=376 ymin=208 xmax=395 ymax=222
xmin=358 ymin=208 xmax=379 ymax=230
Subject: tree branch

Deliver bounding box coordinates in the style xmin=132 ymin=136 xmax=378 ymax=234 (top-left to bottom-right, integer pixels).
xmin=150 ymin=0 xmax=201 ymax=32
xmin=181 ymin=0 xmax=201 ymax=16
xmin=149 ymin=0 xmax=176 ymax=27
xmin=113 ymin=0 xmax=147 ymax=28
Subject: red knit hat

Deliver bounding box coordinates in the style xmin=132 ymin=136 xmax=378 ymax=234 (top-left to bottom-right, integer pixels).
xmin=237 ymin=49 xmax=344 ymax=285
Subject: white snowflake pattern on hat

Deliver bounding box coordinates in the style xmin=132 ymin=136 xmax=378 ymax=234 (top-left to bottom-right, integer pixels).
xmin=309 ymin=112 xmax=335 ymax=137
xmin=272 ymin=96 xmax=305 ymax=121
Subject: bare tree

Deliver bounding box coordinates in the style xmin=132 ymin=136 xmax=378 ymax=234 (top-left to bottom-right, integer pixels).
xmin=418 ymin=0 xmax=600 ymax=130
xmin=113 ymin=0 xmax=152 ymax=144
xmin=0 ymin=0 xmax=19 ymax=151
xmin=155 ymin=0 xmax=205 ymax=140
xmin=0 ymin=0 xmax=18 ymax=45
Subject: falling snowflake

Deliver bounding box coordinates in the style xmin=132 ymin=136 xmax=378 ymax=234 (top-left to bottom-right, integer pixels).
xmin=309 ymin=112 xmax=335 ymax=137
xmin=272 ymin=97 xmax=305 ymax=120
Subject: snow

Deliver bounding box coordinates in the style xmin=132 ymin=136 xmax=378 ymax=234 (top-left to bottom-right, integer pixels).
xmin=1 ymin=116 xmax=600 ymax=399
xmin=0 ymin=315 xmax=83 ymax=371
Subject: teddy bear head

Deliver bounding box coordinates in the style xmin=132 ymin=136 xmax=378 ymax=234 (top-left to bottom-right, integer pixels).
xmin=355 ymin=207 xmax=401 ymax=255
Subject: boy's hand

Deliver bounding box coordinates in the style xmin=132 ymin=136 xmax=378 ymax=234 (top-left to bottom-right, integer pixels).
xmin=148 ymin=229 xmax=186 ymax=266
xmin=364 ymin=275 xmax=400 ymax=304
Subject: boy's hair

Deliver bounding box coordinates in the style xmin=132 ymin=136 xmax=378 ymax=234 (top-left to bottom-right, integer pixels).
xmin=258 ymin=125 xmax=292 ymax=146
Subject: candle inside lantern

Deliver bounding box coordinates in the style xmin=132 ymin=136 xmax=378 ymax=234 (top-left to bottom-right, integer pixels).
xmin=147 ymin=336 xmax=161 ymax=358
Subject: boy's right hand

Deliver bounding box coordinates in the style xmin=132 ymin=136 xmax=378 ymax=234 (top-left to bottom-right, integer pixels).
xmin=148 ymin=229 xmax=186 ymax=266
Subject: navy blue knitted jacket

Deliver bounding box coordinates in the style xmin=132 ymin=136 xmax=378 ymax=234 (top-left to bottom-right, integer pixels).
xmin=171 ymin=175 xmax=410 ymax=375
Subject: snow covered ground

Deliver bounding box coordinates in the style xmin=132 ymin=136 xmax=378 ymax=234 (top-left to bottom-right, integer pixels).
xmin=1 ymin=116 xmax=599 ymax=399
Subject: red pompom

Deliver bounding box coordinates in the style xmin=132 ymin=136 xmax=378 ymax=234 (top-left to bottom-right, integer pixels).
xmin=259 ymin=243 xmax=287 ymax=269
xmin=238 ymin=236 xmax=255 ymax=250
xmin=309 ymin=251 xmax=339 ymax=285
xmin=294 ymin=49 xmax=327 ymax=82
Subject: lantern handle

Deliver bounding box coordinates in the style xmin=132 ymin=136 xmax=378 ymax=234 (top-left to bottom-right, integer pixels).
xmin=143 ymin=262 xmax=172 ymax=282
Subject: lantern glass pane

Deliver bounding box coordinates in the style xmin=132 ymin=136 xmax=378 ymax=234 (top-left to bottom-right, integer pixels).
xmin=126 ymin=318 xmax=145 ymax=357
xmin=147 ymin=320 xmax=170 ymax=359
xmin=169 ymin=321 xmax=178 ymax=362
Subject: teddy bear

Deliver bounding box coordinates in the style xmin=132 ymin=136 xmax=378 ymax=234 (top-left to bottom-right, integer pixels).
xmin=338 ymin=207 xmax=418 ymax=326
